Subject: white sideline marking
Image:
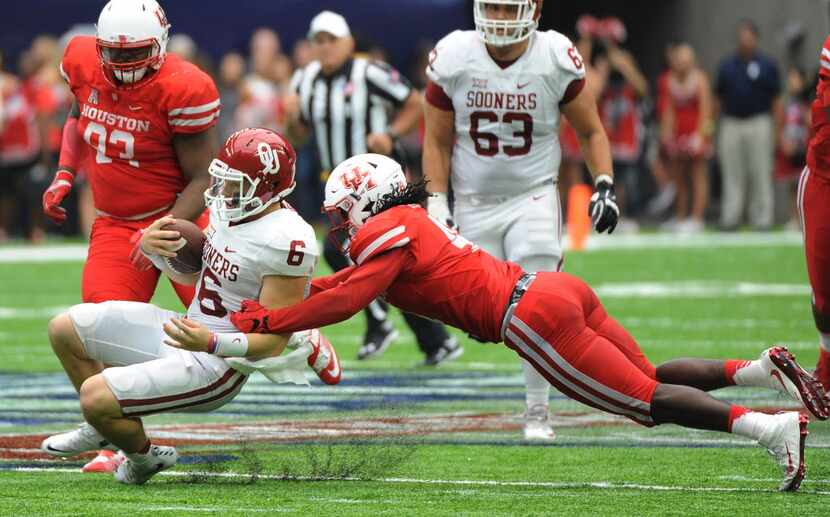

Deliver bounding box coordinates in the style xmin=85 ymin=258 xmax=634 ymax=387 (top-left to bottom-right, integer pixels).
xmin=595 ymin=282 xmax=809 ymax=298
xmin=0 ymin=232 xmax=802 ymax=264
xmin=9 ymin=467 xmax=830 ymax=495
xmin=0 ymin=306 xmax=68 ymax=320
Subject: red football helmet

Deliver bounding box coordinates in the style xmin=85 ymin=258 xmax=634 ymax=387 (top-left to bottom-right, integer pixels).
xmin=205 ymin=128 xmax=297 ymax=222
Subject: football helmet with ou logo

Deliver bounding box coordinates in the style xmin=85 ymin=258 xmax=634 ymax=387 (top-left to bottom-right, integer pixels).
xmin=474 ymin=0 xmax=542 ymax=47
xmin=324 ymin=154 xmax=407 ymax=248
xmin=96 ymin=0 xmax=171 ymax=86
xmin=205 ymin=128 xmax=297 ymax=222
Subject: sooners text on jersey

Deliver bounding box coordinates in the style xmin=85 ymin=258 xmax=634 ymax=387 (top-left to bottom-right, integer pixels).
xmin=61 ymin=36 xmax=220 ymax=218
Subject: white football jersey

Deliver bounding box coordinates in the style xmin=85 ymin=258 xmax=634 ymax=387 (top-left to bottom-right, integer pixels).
xmin=187 ymin=208 xmax=319 ymax=333
xmin=426 ymin=30 xmax=585 ymax=197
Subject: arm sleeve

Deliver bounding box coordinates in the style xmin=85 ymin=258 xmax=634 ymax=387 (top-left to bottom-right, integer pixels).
xmin=425 ymin=32 xmax=459 ymax=99
xmin=425 ymin=80 xmax=454 ymax=111
xmin=550 ymin=33 xmax=586 ymax=101
xmin=365 ymin=61 xmax=413 ymax=107
xmin=348 ymin=218 xmax=412 ymax=265
xmin=258 ymin=248 xmax=409 ymax=333
xmin=167 ymin=70 xmax=221 ymax=134
xmin=309 ymin=266 xmax=356 ymax=295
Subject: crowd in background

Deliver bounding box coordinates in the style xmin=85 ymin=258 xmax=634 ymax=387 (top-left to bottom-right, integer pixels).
xmin=0 ymin=15 xmax=817 ymax=242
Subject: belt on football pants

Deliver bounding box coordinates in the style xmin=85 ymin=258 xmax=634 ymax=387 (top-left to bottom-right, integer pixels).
xmin=498 ymin=273 xmax=536 ymax=341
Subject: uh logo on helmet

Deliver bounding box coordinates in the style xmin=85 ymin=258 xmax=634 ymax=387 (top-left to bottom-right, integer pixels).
xmin=324 ymin=154 xmax=407 ymax=248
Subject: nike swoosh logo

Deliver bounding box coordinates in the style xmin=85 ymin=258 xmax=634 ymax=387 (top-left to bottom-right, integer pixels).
xmin=128 ymin=105 xmax=142 ymax=111
xmin=326 ymin=358 xmax=341 ymax=378
xmin=517 ymin=82 xmax=531 ymax=89
xmin=45 ymin=444 xmax=71 ymax=453
xmin=224 ymin=246 xmax=236 ymax=253
xmin=770 ymin=370 xmax=789 ymax=392
xmin=531 ymin=193 xmax=547 ymax=201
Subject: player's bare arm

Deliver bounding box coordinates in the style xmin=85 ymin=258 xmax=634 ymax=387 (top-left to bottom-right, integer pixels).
xmin=422 ymin=101 xmax=456 ymax=227
xmin=368 ymin=90 xmax=424 ymax=156
xmin=163 ymin=273 xmax=309 ymax=359
xmin=561 ymin=86 xmax=619 ymax=233
xmin=283 ymin=93 xmax=311 ymax=147
xmin=170 ymin=126 xmax=219 ymax=221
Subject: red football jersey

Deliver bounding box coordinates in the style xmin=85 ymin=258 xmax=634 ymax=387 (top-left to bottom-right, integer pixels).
xmin=61 ymin=36 xmax=220 ymax=218
xmin=808 ymin=34 xmax=830 ymax=178
xmin=347 ymin=205 xmax=524 ymax=342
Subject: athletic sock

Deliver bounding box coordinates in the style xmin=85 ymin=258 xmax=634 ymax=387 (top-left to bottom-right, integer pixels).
xmin=729 ymin=406 xmax=775 ymax=441
xmin=725 ymin=359 xmax=766 ymax=387
xmin=522 ymin=359 xmax=550 ymax=409
xmin=125 ymin=440 xmax=152 ymax=462
xmin=820 ymin=333 xmax=830 ymax=352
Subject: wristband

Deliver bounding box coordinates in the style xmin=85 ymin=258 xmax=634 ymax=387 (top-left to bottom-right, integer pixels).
xmin=209 ymin=332 xmax=249 ymax=357
xmin=58 ymin=117 xmax=81 ymax=172
xmin=594 ymin=174 xmax=614 ymax=187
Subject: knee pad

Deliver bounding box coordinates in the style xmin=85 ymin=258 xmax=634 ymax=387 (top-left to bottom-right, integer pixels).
xmin=67 ymin=303 xmax=107 ymax=347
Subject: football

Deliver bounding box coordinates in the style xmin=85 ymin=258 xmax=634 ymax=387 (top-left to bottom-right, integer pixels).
xmin=161 ymin=219 xmax=206 ymax=275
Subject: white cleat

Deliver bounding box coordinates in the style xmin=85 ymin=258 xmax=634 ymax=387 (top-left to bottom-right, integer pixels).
xmin=758 ymin=412 xmax=809 ymax=492
xmin=41 ymin=423 xmax=118 ymax=458
xmin=523 ymin=404 xmax=556 ymax=441
xmin=761 ymin=346 xmax=829 ymax=420
xmin=114 ymin=445 xmax=179 ymax=485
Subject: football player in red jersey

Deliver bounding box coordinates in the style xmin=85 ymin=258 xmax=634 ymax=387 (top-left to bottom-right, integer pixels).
xmin=40 ymin=0 xmax=219 ymax=472
xmin=800 ymin=34 xmax=830 ymax=392
xmin=233 ymin=153 xmax=829 ymax=492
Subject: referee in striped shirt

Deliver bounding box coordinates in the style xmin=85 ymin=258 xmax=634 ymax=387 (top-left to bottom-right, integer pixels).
xmin=284 ymin=11 xmax=461 ymax=366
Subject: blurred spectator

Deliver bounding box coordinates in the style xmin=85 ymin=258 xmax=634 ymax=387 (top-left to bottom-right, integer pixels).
xmin=645 ymin=42 xmax=678 ymax=219
xmin=168 ymin=34 xmax=197 ymax=62
xmin=0 ymin=49 xmax=42 ymax=242
xmin=716 ymin=20 xmax=781 ymax=231
xmin=660 ymin=43 xmax=713 ymax=233
xmin=292 ymin=39 xmax=314 ymax=69
xmin=237 ymin=28 xmax=284 ymax=131
xmin=774 ymin=65 xmax=810 ymax=228
xmin=216 ymin=52 xmax=245 ymax=141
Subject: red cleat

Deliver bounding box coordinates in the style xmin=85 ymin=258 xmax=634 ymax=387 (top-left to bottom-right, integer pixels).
xmin=82 ymin=449 xmax=125 ymax=473
xmin=816 ymin=348 xmax=830 ymax=393
xmin=306 ymin=330 xmax=341 ymax=385
xmin=766 ymin=346 xmax=830 ymax=420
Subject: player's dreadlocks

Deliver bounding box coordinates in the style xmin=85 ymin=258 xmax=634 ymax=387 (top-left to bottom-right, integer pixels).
xmin=372 ymin=178 xmax=431 ymax=215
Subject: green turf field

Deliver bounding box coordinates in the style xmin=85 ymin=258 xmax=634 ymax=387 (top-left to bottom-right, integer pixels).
xmin=1 ymin=232 xmax=829 ymax=516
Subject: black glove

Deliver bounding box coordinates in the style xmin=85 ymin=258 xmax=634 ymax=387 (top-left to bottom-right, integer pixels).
xmin=588 ymin=175 xmax=619 ymax=234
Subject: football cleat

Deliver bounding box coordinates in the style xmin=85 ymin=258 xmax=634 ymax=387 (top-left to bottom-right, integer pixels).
xmin=115 ymin=445 xmax=178 ymax=485
xmin=82 ymin=450 xmax=126 ymax=473
xmin=358 ymin=323 xmax=398 ymax=360
xmin=763 ymin=346 xmax=829 ymax=420
xmin=422 ymin=337 xmax=464 ymax=367
xmin=523 ymin=404 xmax=556 ymax=441
xmin=306 ymin=330 xmax=341 ymax=385
xmin=815 ymin=347 xmax=830 ymax=393
xmin=758 ymin=412 xmax=809 ymax=492
xmin=41 ymin=423 xmax=118 ymax=458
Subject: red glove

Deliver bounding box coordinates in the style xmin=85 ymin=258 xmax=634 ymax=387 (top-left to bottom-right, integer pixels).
xmin=128 ymin=228 xmax=156 ymax=271
xmin=231 ymin=299 xmax=272 ymax=333
xmin=42 ymin=170 xmax=75 ymax=224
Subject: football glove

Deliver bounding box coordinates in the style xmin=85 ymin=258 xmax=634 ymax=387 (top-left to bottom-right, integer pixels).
xmin=231 ymin=299 xmax=274 ymax=333
xmin=128 ymin=228 xmax=157 ymax=271
xmin=42 ymin=170 xmax=75 ymax=224
xmin=426 ymin=192 xmax=456 ymax=229
xmin=588 ymin=175 xmax=619 ymax=234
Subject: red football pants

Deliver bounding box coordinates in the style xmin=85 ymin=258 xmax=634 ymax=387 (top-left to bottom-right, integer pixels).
xmin=503 ymin=272 xmax=658 ymax=426
xmin=82 ymin=211 xmax=209 ymax=305
xmin=798 ymin=167 xmax=830 ymax=317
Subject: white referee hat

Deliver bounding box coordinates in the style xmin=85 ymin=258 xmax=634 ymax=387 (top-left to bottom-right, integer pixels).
xmin=308 ymin=11 xmax=351 ymax=39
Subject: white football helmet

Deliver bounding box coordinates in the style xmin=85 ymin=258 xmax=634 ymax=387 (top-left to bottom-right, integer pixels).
xmin=324 ymin=154 xmax=407 ymax=246
xmin=96 ymin=0 xmax=171 ymax=85
xmin=474 ymin=0 xmax=541 ymax=47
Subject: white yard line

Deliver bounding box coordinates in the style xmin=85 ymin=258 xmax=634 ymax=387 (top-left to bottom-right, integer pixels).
xmin=0 ymin=232 xmax=803 ymax=264
xmin=8 ymin=466 xmax=830 ymax=495
xmin=0 ymin=306 xmax=69 ymax=319
xmin=595 ymin=282 xmax=809 ymax=298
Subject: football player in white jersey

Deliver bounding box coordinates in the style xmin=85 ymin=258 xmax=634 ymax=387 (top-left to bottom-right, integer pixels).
xmin=40 ymin=128 xmax=340 ymax=484
xmin=422 ymin=0 xmax=619 ymax=440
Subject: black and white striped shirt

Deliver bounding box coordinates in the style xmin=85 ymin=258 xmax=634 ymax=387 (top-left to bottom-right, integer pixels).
xmin=291 ymin=57 xmax=413 ymax=171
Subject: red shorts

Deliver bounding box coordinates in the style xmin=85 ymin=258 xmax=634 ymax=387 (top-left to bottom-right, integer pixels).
xmin=82 ymin=211 xmax=209 ymax=305
xmin=798 ymin=167 xmax=830 ymax=315
xmin=503 ymin=272 xmax=658 ymax=426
